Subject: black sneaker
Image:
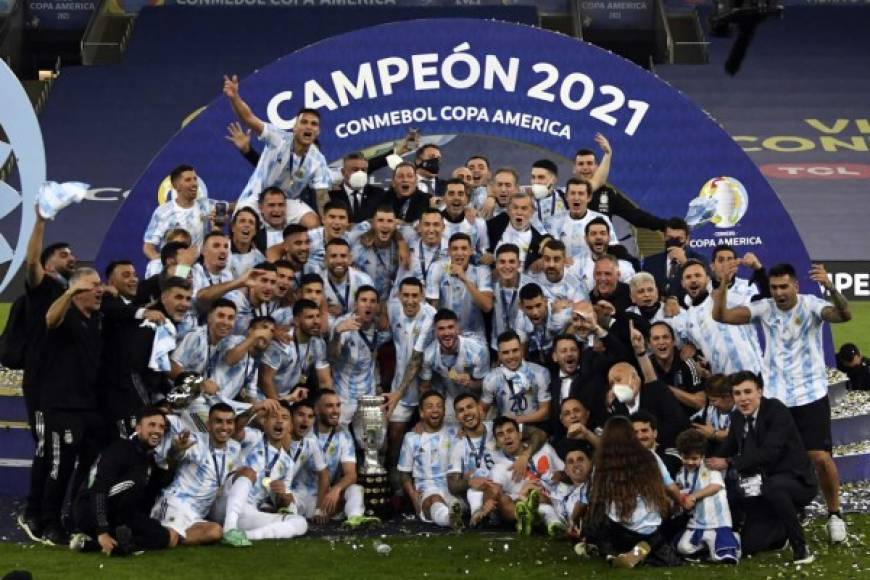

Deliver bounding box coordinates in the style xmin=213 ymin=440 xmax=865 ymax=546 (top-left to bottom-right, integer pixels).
xmin=792 ymin=543 xmax=815 ymax=565
xmin=42 ymin=524 xmax=70 ymax=547
xmin=17 ymin=514 xmax=44 ymax=544
xmin=112 ymin=525 xmax=136 ymax=556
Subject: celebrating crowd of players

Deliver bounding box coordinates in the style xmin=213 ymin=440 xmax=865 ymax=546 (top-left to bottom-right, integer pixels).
xmin=12 ymin=74 xmax=854 ymax=569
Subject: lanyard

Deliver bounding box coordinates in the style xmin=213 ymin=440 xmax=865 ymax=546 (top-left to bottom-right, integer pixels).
xmin=210 ymin=444 xmax=226 ymax=488
xmin=290 ymin=440 xmax=304 ymax=463
xmin=242 ymin=353 xmax=259 ymax=388
xmin=205 ymin=342 xmax=220 ymax=379
xmin=320 ymin=428 xmax=336 ymax=454
xmin=294 ymin=333 xmax=311 ymax=369
xmin=375 ymin=244 xmax=394 ymax=271
xmin=329 ymin=278 xmax=351 ymax=313
xmin=254 ymin=301 xmax=276 ymax=318
xmin=263 ymin=439 xmax=280 ymax=478
xmin=466 ymin=426 xmax=487 ymax=468
xmin=358 ymin=327 xmax=377 ymax=354
xmin=419 ymin=240 xmax=439 ymax=283
xmin=500 ymin=287 xmax=518 ymax=329
xmin=292 ymin=152 xmax=307 ymax=180
xmin=680 ymin=467 xmax=701 ymax=493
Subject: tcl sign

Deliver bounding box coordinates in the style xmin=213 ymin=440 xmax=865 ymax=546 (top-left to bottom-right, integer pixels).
xmin=821 ymin=261 xmax=870 ymax=301
xmin=761 ymin=164 xmax=870 ymax=180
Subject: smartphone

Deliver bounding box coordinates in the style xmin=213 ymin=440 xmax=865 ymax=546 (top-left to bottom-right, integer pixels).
xmin=214 ymin=201 xmax=229 ymax=222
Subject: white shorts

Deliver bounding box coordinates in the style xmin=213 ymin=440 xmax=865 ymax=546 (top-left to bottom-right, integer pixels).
xmin=390 ymin=403 xmax=416 ymax=424
xmin=287 ymin=199 xmax=315 ymax=224
xmin=290 ymin=490 xmax=318 ymax=519
xmin=151 ymin=496 xmax=207 ymax=538
xmin=417 ymin=487 xmax=464 ymax=522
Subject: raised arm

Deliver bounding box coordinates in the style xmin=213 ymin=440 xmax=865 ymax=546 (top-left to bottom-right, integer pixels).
xmin=711 ymin=263 xmax=751 ymax=324
xmin=223 ymin=74 xmax=265 ymax=136
xmin=587 ymin=133 xmax=612 ymax=192
xmin=25 ymin=210 xmax=47 ymax=288
xmin=810 ymin=263 xmax=852 ymax=323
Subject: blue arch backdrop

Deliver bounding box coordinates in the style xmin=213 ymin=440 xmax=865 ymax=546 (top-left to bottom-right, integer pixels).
xmin=97 ymin=18 xmax=812 ymax=294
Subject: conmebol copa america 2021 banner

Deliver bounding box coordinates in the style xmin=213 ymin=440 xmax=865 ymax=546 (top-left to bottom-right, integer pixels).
xmin=97 ymin=18 xmax=811 ymax=294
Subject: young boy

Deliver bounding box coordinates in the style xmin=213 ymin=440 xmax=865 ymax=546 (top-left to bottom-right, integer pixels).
xmin=689 ymin=375 xmax=734 ymax=455
xmin=674 ymin=429 xmax=740 ymax=564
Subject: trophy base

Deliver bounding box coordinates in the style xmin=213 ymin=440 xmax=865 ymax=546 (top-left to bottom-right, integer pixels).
xmin=359 ymin=472 xmax=392 ymax=519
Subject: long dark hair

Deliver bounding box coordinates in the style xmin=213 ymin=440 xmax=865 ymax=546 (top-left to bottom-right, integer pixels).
xmin=586 ymin=417 xmax=669 ymax=525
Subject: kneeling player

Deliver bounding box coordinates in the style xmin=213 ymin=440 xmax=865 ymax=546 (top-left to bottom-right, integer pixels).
xmin=217 ymin=401 xmax=307 ymax=546
xmin=398 ymin=391 xmax=462 ymax=529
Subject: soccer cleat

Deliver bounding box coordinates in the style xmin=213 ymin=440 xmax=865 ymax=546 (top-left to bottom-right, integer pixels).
xmin=793 ymin=544 xmax=815 ymax=565
xmin=344 ymin=515 xmax=381 ymax=528
xmin=449 ymin=501 xmax=464 ymax=531
xmin=17 ymin=514 xmax=45 ymax=544
xmin=547 ymin=521 xmax=566 ymax=537
xmin=41 ymin=525 xmax=69 ymax=547
xmin=827 ymin=514 xmax=847 ymax=543
xmin=69 ymin=532 xmax=97 ymax=553
xmin=221 ymin=528 xmax=252 ymax=548
xmin=514 ymin=501 xmax=532 ymax=536
xmin=611 ymin=541 xmax=651 ymax=569
xmin=526 ymin=489 xmax=540 ymax=515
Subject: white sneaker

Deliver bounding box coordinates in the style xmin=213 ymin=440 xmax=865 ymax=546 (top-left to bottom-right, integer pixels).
xmin=827 ymin=514 xmax=846 ymax=543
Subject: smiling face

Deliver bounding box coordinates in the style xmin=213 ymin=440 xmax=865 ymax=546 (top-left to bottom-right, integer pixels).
xmin=564 ymin=450 xmax=592 ymax=485
xmin=452 ymin=166 xmax=473 ymax=186
xmin=399 ymin=282 xmax=423 ymax=318
xmin=632 ymin=420 xmax=656 ymax=450
xmin=495 ymin=249 xmax=520 ymax=282
xmin=573 ymin=153 xmax=597 ymax=180
xmin=259 ymin=192 xmax=287 ymax=229
xmin=649 ymin=324 xmax=674 ymax=363
xmin=208 ymin=409 xmax=236 ymax=445
xmin=444 ymin=183 xmax=468 ymax=215
xmin=326 ymin=243 xmax=350 ymax=279
xmin=498 ymin=337 xmax=524 ymax=372
xmin=285 ymin=232 xmax=311 ymax=265
xmin=208 ymin=305 xmax=236 ymax=341
xmin=466 ymin=157 xmax=490 ymax=186
xmin=162 ymin=287 xmax=193 ymax=322
xmin=109 ymin=264 xmax=138 ymax=300
xmin=45 ymin=245 xmax=77 ymax=278
xmin=417 ymin=211 xmax=444 ymax=246
xmin=593 ymin=259 xmax=619 ymax=295
xmin=372 ymin=209 xmax=397 ymax=243
xmin=173 ymin=170 xmax=198 ymax=204
xmin=136 ymin=413 xmax=167 ymax=449
xmin=435 ymin=318 xmax=459 ymax=352
xmin=553 ymin=338 xmax=580 ymax=375
xmin=681 ymin=263 xmax=709 ymax=299
xmin=296 ymin=305 xmax=323 ymax=337
xmin=420 ymin=394 xmax=445 ymax=430
xmin=454 ymin=396 xmax=482 ymax=432
xmin=323 ymin=207 xmax=350 ymax=238
xmin=541 ymin=245 xmax=566 ymax=283
xmin=232 ymin=211 xmax=258 ymax=246
xmin=732 ymin=379 xmax=763 ymax=416
xmin=317 ymin=392 xmax=342 ymax=428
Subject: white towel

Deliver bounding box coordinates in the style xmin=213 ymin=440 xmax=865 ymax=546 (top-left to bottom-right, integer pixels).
xmin=37 ymin=181 xmax=90 ymax=220
xmin=143 ymin=318 xmax=177 ymax=372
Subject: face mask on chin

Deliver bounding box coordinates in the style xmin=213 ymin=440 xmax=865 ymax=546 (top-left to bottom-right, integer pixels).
xmin=348 ymin=171 xmax=368 ymax=190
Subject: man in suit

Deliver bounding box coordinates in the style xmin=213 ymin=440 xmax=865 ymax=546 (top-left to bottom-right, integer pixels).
xmin=383 ymin=162 xmax=431 ymax=224
xmin=486 ymin=191 xmax=547 ymax=270
xmin=329 ymin=152 xmax=386 ymax=223
xmin=707 ymin=371 xmax=818 ymax=564
xmin=415 ymin=143 xmax=446 ymax=197
xmin=641 ymin=217 xmax=706 ymax=303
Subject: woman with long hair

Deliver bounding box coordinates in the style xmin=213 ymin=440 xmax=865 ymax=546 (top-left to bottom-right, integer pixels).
xmin=584 ymin=416 xmax=674 ymax=568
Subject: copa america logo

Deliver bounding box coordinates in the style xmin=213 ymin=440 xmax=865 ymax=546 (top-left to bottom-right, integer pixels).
xmin=0 ymin=60 xmax=44 ymax=294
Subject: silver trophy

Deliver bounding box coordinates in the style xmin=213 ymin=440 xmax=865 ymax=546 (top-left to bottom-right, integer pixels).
xmin=352 ymin=395 xmax=387 ymax=475
xmin=166 ymin=372 xmax=205 ymax=410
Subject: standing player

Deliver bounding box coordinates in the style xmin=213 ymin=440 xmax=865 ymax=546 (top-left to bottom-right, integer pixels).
xmin=321 ymin=238 xmax=375 ymax=318
xmin=489 ymin=244 xmax=533 ymax=351
xmin=712 ymin=262 xmax=851 ymax=542
xmin=218 ymin=401 xmax=307 ymax=546
xmin=482 ymin=331 xmax=552 ymax=426
xmin=398 ymin=391 xmax=462 ymax=529
xmin=440 ymin=179 xmax=490 ymax=260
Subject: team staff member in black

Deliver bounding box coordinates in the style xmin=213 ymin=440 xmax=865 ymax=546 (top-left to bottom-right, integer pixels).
xmin=707 ymin=371 xmax=818 ymax=564
xmin=17 ymin=210 xmax=77 ymax=540
xmin=36 ymin=267 xmax=105 ymax=545
xmin=71 ymin=406 xmax=184 ymax=555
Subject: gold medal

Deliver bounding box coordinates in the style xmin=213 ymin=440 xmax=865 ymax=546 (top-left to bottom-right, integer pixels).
xmin=448 ymin=369 xmax=458 ymax=381
xmin=262 ymin=477 xmax=272 ymax=489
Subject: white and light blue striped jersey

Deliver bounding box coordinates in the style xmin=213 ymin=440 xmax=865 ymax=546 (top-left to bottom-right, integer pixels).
xmin=675 ymin=464 xmax=731 ymax=529
xmin=392 ymin=236 xmax=448 ymax=295
xmin=171 ymin=326 xmax=239 ymax=383
xmin=706 ymin=277 xmax=760 ymax=304
xmin=261 ymin=333 xmax=329 ymax=398
xmin=387 ymin=299 xmax=436 ymax=406
xmin=330 ymin=316 xmax=391 ymax=401
xmin=145 ymin=257 xmax=162 ymax=279
xmin=690 ymin=404 xmax=733 ymax=432
xmin=239 ymin=428 xmax=297 ymax=506
xmin=528 ymin=270 xmax=591 ymax=304
xmin=320 ymin=268 xmax=374 ymax=317
xmin=531 ymin=191 xmax=567 ymax=234
xmin=353 ymin=240 xmax=401 ymax=300
xmin=425 ymin=261 xmax=492 ymax=341
xmin=680 ymin=295 xmax=763 ymax=376
xmin=143 ymin=197 xmax=211 ymax=248
xmin=547 ymin=209 xmax=614 ymax=264
xmin=447 ymin=421 xmax=497 ymax=478
xmin=482 ymin=362 xmax=552 ymax=418
xmin=441 ymin=214 xmax=490 ymax=258
xmin=397 ymin=425 xmax=459 ymax=492
xmin=419 ymin=336 xmax=490 ymax=402
xmin=229 ymin=247 xmax=266 ymax=279
xmin=490 ymin=444 xmax=564 ymax=500
xmin=229 ymin=293 xmax=292 ymax=336
xmin=490 ymin=276 xmax=534 ymax=350
xmin=514 ymin=302 xmax=573 ymax=363
xmin=190 ymin=264 xmax=244 ymax=306
xmin=157 ymin=434 xmax=242 ymax=518
xmin=552 ymin=481 xmax=587 ymax=525
xmin=495 ymin=224 xmax=534 ymax=263
xmin=288 ymin=434 xmax=329 ymax=496
xmin=311 ymin=426 xmax=356 ymax=485
xmin=307 ymin=224 xmax=369 ymax=272
xmin=236 ymin=123 xmax=331 ymax=208
xmin=747 ymin=294 xmax=830 ymax=407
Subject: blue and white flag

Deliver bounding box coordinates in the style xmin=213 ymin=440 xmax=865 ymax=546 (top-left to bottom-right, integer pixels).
xmin=37 ymin=181 xmax=89 ymax=220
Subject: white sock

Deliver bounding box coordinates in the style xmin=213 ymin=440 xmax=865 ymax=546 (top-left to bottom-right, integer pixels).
xmin=430 ymin=502 xmax=450 ymax=527
xmin=246 ymin=516 xmax=308 ymax=540
xmin=344 ymin=484 xmax=365 ymax=518
xmin=539 ymin=504 xmax=562 ymax=527
xmin=222 ymin=477 xmax=252 ymax=532
xmin=467 ymin=490 xmax=484 ymax=514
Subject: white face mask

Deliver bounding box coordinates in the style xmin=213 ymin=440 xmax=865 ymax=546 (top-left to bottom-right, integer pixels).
xmin=612 ymin=383 xmax=635 ymax=404
xmin=348 ymin=171 xmax=368 ymax=190
xmin=530 ymin=183 xmax=550 ymax=200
